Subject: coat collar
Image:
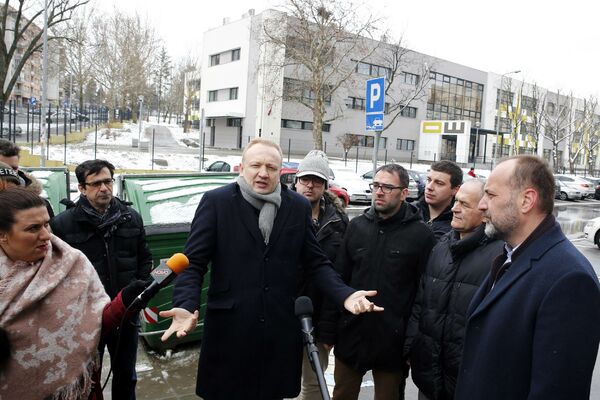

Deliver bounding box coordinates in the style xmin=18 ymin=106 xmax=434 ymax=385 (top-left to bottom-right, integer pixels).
xmin=467 ymin=220 xmax=566 ymax=320
xmin=233 ymin=183 xmax=293 ymax=253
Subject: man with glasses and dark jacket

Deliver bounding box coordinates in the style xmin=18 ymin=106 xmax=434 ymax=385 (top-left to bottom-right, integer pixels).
xmin=293 ymin=150 xmax=349 ymax=400
xmin=326 ymin=164 xmax=435 ymax=400
xmin=50 ymin=159 xmax=152 ymax=400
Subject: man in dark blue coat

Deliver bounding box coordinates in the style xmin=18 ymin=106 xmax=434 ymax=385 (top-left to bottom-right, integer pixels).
xmin=455 ymin=155 xmax=600 ymax=400
xmin=160 ymin=139 xmax=382 ymax=400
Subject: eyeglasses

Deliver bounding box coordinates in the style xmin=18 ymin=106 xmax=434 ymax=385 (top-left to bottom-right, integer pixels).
xmin=369 ymin=182 xmax=404 ymax=194
xmin=298 ymin=176 xmax=326 ymax=187
xmin=84 ymin=178 xmax=114 ymax=188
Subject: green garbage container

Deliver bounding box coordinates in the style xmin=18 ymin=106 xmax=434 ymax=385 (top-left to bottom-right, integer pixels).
xmin=22 ymin=167 xmax=70 ymax=215
xmin=118 ymin=172 xmax=236 ymax=351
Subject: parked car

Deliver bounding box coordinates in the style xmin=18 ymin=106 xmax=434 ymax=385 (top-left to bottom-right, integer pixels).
xmin=280 ymin=166 xmax=349 ymax=207
xmin=204 ymin=160 xmax=239 ymax=172
xmin=361 ymin=167 xmax=420 ymax=200
xmin=46 ymin=111 xmax=77 ymax=124
xmin=581 ymin=177 xmax=600 ymax=200
xmin=335 ymin=168 xmax=372 ymax=204
xmin=583 ymin=216 xmax=600 ymax=249
xmin=554 ymin=174 xmax=595 ymax=199
xmin=0 ymin=125 xmax=22 ymax=136
xmin=555 ymin=178 xmax=582 ymax=201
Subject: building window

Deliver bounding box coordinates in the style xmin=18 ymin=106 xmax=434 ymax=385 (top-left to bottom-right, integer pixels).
xmin=227 ymin=118 xmax=242 ymax=127
xmin=206 ymin=118 xmax=215 ymax=127
xmin=402 ymin=71 xmax=420 ymax=85
xmin=400 ymin=106 xmax=417 ymax=118
xmin=281 ymin=119 xmax=331 ymax=132
xmin=210 ymin=54 xmax=220 ymax=66
xmin=353 ymin=60 xmax=390 ymax=78
xmin=346 ymin=97 xmax=366 ymax=110
xmin=208 ymin=90 xmax=218 ymax=102
xmin=229 ymin=87 xmax=238 ymax=100
xmin=396 ymin=139 xmax=415 ymax=150
xmin=231 ymin=48 xmax=240 ymax=61
xmin=427 ymin=71 xmax=483 ymax=125
xmin=355 ymin=134 xmax=386 ymax=148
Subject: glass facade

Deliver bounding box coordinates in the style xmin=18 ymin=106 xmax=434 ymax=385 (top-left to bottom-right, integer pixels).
xmin=426 ymin=71 xmax=484 ymax=125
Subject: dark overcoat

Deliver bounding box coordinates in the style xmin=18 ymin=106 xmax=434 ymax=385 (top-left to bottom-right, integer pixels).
xmin=173 ymin=183 xmax=354 ymax=400
xmin=455 ymin=221 xmax=600 ymax=400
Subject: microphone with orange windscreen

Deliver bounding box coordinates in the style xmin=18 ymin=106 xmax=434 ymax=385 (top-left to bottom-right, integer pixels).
xmin=129 ymin=253 xmax=190 ymax=311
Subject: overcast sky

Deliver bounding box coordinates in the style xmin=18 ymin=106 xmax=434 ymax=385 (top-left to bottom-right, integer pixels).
xmin=100 ymin=0 xmax=600 ymax=99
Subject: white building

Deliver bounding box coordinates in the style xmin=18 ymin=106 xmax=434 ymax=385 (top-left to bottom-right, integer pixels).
xmin=199 ymin=9 xmax=599 ymax=172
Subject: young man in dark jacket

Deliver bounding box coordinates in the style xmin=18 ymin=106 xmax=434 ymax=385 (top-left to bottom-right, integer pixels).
xmin=414 ymin=160 xmax=462 ymax=239
xmin=293 ymin=150 xmax=348 ymax=400
xmin=50 ymin=159 xmax=152 ymax=400
xmin=329 ymin=164 xmax=435 ymax=400
xmin=404 ymin=179 xmax=503 ymax=400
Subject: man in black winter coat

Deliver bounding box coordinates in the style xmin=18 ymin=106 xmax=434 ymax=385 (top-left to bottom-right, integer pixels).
xmin=293 ymin=150 xmax=349 ymax=400
xmin=404 ymin=179 xmax=503 ymax=400
xmin=50 ymin=159 xmax=152 ymax=400
xmin=329 ymin=164 xmax=435 ymax=400
xmin=414 ymin=160 xmax=462 ymax=239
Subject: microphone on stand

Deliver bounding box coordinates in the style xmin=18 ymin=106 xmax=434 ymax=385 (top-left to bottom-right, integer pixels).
xmin=295 ymin=296 xmax=331 ymax=400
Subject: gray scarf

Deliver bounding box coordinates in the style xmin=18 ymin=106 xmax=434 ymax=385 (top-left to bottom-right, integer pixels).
xmin=236 ymin=176 xmax=282 ymax=244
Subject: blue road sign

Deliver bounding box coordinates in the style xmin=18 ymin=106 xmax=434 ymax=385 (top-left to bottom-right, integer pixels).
xmin=366 ymin=77 xmax=385 ymax=131
xmin=366 ymin=77 xmax=385 ymax=113
xmin=366 ymin=113 xmax=384 ymax=131
xmin=29 ymin=97 xmax=37 ymax=106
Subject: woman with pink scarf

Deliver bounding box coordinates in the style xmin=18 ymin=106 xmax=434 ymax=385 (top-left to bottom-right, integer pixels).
xmin=0 ymin=187 xmax=145 ymax=400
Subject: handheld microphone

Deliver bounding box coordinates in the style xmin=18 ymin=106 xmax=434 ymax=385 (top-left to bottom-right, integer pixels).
xmin=130 ymin=253 xmax=189 ymax=310
xmin=295 ymin=296 xmax=331 ymax=400
xmin=295 ymin=295 xmax=316 ymax=345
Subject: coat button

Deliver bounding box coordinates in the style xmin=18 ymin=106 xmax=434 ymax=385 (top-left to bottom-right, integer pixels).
xmin=379 ymin=230 xmax=384 ymax=234
xmin=259 ymin=316 xmax=265 ymax=323
xmin=263 ymin=286 xmax=270 ymax=292
xmin=264 ymin=256 xmax=269 ymax=262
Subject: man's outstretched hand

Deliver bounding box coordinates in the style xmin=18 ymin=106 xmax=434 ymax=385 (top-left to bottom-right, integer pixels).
xmin=159 ymin=308 xmax=199 ymax=341
xmin=343 ymin=290 xmax=384 ymax=315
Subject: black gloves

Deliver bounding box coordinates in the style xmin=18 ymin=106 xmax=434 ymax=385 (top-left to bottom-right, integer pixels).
xmin=121 ymin=280 xmax=149 ymax=308
xmin=0 ymin=327 xmax=11 ymax=372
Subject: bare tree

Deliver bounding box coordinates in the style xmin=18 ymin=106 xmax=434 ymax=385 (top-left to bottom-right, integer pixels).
xmin=569 ymin=96 xmax=600 ymax=174
xmin=162 ymin=59 xmax=185 ymax=124
xmin=58 ymin=6 xmax=94 ymax=109
xmin=0 ymin=0 xmax=89 ymax=104
xmin=525 ymin=83 xmax=546 ymax=154
xmin=181 ymin=57 xmax=200 ymax=133
xmin=262 ymin=0 xmax=383 ymax=150
xmin=543 ymin=90 xmax=575 ymax=171
xmin=90 ymin=9 xmax=158 ymax=122
xmin=379 ymin=36 xmax=432 ymax=133
xmin=337 ymin=132 xmax=359 ymax=164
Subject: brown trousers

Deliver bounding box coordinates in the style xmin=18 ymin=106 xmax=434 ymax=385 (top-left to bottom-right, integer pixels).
xmin=332 ymin=358 xmax=406 ymax=400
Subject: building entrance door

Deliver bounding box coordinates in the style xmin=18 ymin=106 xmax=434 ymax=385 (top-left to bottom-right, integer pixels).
xmin=440 ymin=135 xmax=457 ymax=161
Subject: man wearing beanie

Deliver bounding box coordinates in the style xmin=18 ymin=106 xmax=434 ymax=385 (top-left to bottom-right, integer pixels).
xmin=294 ymin=150 xmax=349 ymax=400
xmin=161 ymin=139 xmax=383 ymax=400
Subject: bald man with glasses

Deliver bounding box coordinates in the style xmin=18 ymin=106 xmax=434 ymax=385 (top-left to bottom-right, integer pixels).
xmin=50 ymin=159 xmax=152 ymax=399
xmin=325 ymin=164 xmax=435 ymax=400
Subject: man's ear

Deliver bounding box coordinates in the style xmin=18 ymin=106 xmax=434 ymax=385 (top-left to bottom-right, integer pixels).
xmin=520 ymin=188 xmax=538 ymax=213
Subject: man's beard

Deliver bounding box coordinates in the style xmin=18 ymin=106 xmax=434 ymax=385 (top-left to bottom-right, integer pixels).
xmin=483 ymin=205 xmax=519 ymax=241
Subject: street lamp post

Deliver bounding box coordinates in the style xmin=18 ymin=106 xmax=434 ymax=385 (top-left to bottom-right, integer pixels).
xmin=493 ymin=70 xmax=520 ymax=167
xmin=473 ymin=121 xmax=480 ymax=169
